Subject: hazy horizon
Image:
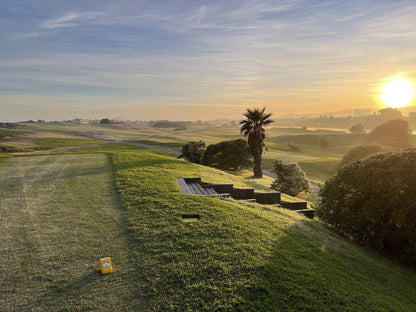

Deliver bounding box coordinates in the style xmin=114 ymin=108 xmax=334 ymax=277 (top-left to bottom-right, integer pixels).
xmin=1 ymin=1 xmax=416 ymax=121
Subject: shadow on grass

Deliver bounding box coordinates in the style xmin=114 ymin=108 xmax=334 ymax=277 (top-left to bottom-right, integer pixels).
xmin=238 ymin=219 xmax=415 ymax=311
xmin=54 ymin=270 xmax=103 ymax=293
xmin=19 ymin=271 xmax=103 ymax=310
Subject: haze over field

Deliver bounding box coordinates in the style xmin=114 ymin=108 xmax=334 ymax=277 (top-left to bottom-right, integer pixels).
xmin=1 ymin=0 xmax=416 ymax=121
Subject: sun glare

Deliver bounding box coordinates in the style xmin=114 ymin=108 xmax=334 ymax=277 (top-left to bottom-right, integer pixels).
xmin=381 ymin=77 xmax=414 ymax=108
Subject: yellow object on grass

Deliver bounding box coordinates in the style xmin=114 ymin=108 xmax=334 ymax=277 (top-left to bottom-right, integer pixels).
xmin=99 ymin=257 xmax=112 ymax=274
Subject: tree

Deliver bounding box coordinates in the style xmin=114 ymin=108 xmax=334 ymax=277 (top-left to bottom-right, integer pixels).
xmin=317 ymin=149 xmax=416 ymax=264
xmin=378 ymin=107 xmax=402 ymax=119
xmin=349 ymin=123 xmax=366 ymax=134
xmin=340 ymin=143 xmax=388 ymax=166
xmin=367 ymin=119 xmax=412 ymax=148
xmin=270 ymin=160 xmax=310 ymax=196
xmin=100 ymin=118 xmax=112 ymax=124
xmin=240 ymin=108 xmax=274 ymax=178
xmin=179 ymin=141 xmax=206 ymax=164
xmin=202 ymin=139 xmax=252 ymax=170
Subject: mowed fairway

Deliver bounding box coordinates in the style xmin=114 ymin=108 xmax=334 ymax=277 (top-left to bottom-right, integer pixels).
xmin=0 ymin=154 xmax=142 ymax=311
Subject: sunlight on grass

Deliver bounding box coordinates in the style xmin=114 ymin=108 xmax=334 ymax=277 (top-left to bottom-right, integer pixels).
xmin=2 ymin=135 xmax=416 ymax=311
xmin=0 ymin=154 xmax=141 ymax=311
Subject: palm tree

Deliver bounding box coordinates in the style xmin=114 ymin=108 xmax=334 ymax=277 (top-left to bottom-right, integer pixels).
xmin=240 ymin=107 xmax=274 ymax=178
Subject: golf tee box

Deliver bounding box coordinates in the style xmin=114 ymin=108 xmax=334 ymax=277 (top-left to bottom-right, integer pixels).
xmin=99 ymin=257 xmax=113 ymax=274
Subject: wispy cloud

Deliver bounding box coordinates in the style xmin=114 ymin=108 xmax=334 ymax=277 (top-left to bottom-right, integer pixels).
xmin=41 ymin=12 xmax=81 ymax=29
xmin=40 ymin=11 xmax=99 ymax=29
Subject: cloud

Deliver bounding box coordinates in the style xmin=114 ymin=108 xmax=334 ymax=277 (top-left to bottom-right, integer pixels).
xmin=40 ymin=11 xmax=99 ymax=29
xmin=41 ymin=12 xmax=81 ymax=29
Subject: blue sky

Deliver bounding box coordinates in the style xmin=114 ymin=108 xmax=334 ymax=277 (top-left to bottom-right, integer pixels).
xmin=1 ymin=0 xmax=416 ymax=121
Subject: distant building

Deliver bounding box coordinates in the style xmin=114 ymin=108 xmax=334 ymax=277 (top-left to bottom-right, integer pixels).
xmin=73 ymin=118 xmax=90 ymax=124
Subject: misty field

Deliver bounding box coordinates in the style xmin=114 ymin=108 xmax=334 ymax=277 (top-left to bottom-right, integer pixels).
xmin=1 ymin=122 xmax=344 ymax=183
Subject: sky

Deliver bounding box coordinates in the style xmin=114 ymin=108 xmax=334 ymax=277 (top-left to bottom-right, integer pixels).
xmin=1 ymin=0 xmax=416 ymax=121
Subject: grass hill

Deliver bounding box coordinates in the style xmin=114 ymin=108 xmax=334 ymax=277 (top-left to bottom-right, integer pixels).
xmin=2 ymin=142 xmax=415 ymax=311
xmin=108 ymin=144 xmax=416 ymax=311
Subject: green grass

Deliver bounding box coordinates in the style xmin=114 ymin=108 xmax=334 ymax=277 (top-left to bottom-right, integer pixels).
xmin=269 ymin=133 xmax=366 ymax=156
xmin=0 ymin=127 xmax=416 ymax=311
xmin=106 ymin=144 xmax=416 ymax=311
xmin=132 ymin=139 xmax=184 ymax=150
xmin=132 ymin=134 xmax=341 ymax=183
xmin=104 ymin=144 xmax=416 ymax=311
xmin=31 ymin=137 xmax=102 ymax=150
xmin=0 ymin=154 xmax=142 ymax=311
xmin=0 ymin=154 xmax=11 ymax=164
xmin=262 ymin=154 xmax=340 ymax=184
xmin=2 ymin=131 xmax=416 ymax=311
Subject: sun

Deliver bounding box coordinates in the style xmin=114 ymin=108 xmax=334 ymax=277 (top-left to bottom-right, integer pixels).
xmin=381 ymin=77 xmax=414 ymax=108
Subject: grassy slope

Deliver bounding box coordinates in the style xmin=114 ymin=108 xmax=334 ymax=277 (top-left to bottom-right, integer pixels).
xmin=2 ymin=142 xmax=416 ymax=311
xmin=0 ymin=154 xmax=141 ymax=311
xmin=106 ymin=144 xmax=416 ymax=311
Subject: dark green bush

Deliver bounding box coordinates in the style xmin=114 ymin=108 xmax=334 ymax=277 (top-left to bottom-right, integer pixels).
xmin=0 ymin=145 xmax=24 ymax=153
xmin=317 ymin=149 xmax=416 ymax=264
xmin=203 ymin=139 xmax=252 ymax=170
xmin=100 ymin=118 xmax=112 ymax=124
xmin=179 ymin=141 xmax=206 ymax=164
xmin=271 ymin=160 xmax=310 ymax=196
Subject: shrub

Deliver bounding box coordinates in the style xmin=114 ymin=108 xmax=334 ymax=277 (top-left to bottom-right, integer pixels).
xmin=317 ymin=149 xmax=416 ymax=264
xmin=100 ymin=118 xmax=112 ymax=124
xmin=0 ymin=145 xmax=23 ymax=153
xmin=271 ymin=160 xmax=310 ymax=196
xmin=367 ymin=119 xmax=412 ymax=148
xmin=203 ymin=139 xmax=252 ymax=170
xmin=179 ymin=141 xmax=206 ymax=164
xmin=349 ymin=123 xmax=366 ymax=134
xmin=340 ymin=144 xmax=388 ymax=166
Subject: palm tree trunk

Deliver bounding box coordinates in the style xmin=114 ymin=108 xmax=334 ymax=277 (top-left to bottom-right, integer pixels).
xmin=253 ymin=153 xmax=263 ymax=178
